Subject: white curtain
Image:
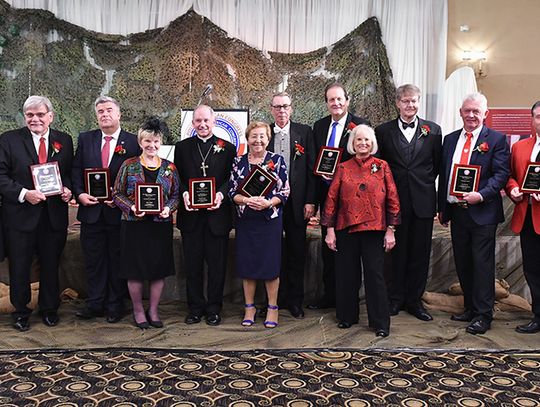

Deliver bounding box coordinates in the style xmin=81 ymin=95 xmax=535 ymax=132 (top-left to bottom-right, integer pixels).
xmin=6 ymin=0 xmax=447 ymax=121
xmin=440 ymin=67 xmax=478 ymax=136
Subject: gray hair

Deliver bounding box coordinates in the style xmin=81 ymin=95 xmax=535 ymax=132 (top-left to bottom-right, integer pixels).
xmin=396 ymin=84 xmax=421 ymax=101
xmin=23 ymin=95 xmax=53 ymax=113
xmin=193 ymin=104 xmax=215 ymax=117
xmin=347 ymin=124 xmax=378 ymax=156
xmin=94 ymin=96 xmax=120 ymax=110
xmin=462 ymin=92 xmax=488 ymax=111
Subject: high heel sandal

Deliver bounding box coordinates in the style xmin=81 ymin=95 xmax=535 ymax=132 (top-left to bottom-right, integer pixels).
xmin=264 ymin=305 xmax=279 ymax=329
xmin=241 ymin=303 xmax=257 ymax=326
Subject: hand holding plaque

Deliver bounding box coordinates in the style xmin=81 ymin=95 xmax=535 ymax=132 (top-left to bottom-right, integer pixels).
xmin=450 ymin=164 xmax=481 ymax=197
xmin=189 ymin=177 xmax=216 ymax=209
xmin=30 ymin=162 xmax=63 ymax=196
xmin=135 ymin=183 xmax=163 ymax=214
xmin=84 ymin=168 xmax=111 ymax=200
xmin=237 ymin=165 xmax=277 ymax=197
xmin=521 ymin=162 xmax=540 ymax=193
xmin=314 ymin=147 xmax=343 ymax=177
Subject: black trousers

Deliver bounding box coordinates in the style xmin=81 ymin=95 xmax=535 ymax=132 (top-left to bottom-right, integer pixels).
xmin=7 ymin=208 xmax=67 ymax=319
xmin=181 ymin=218 xmax=229 ymax=316
xmin=320 ymin=225 xmax=336 ymax=304
xmin=520 ymin=206 xmax=540 ymax=321
xmin=389 ymin=203 xmax=434 ymax=309
xmin=335 ymin=229 xmax=389 ymax=331
xmin=80 ymin=214 xmax=126 ymax=314
xmin=450 ymin=206 xmax=497 ymax=321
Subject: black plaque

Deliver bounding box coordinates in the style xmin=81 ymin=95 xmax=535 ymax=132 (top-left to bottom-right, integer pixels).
xmin=30 ymin=162 xmax=63 ymax=196
xmin=521 ymin=162 xmax=540 ymax=193
xmin=135 ymin=183 xmax=163 ymax=214
xmin=238 ymin=166 xmax=277 ymax=197
xmin=450 ymin=164 xmax=481 ymax=197
xmin=189 ymin=177 xmax=216 ymax=209
xmin=314 ymin=146 xmax=343 ymax=176
xmin=84 ymin=168 xmax=111 ymax=200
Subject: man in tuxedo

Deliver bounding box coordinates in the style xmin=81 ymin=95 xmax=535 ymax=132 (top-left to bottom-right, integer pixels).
xmin=375 ymin=84 xmax=442 ymax=321
xmin=438 ymin=92 xmax=510 ymax=335
xmin=0 ymin=95 xmax=73 ymax=331
xmin=505 ymin=100 xmax=540 ymax=333
xmin=174 ymin=105 xmax=236 ymax=326
xmin=308 ymin=83 xmax=369 ymax=310
xmin=72 ymin=96 xmax=139 ymax=323
xmin=268 ymin=92 xmax=316 ymax=318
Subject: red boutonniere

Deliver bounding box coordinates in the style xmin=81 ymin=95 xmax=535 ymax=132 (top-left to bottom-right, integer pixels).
xmin=51 ymin=141 xmax=62 ymax=155
xmin=164 ymin=163 xmax=175 ymax=177
xmin=474 ymin=142 xmax=489 ymax=153
xmin=114 ymin=144 xmax=126 ymax=155
xmin=213 ymin=139 xmax=226 ymax=153
xmin=346 ymin=122 xmax=357 ymax=135
xmin=263 ymin=160 xmax=275 ymax=172
xmin=420 ymin=125 xmax=430 ymax=137
xmin=294 ymin=142 xmax=304 ymax=159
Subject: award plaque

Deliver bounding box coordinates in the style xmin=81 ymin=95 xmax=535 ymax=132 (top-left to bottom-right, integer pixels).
xmin=135 ymin=183 xmax=163 ymax=214
xmin=314 ymin=146 xmax=343 ymax=176
xmin=450 ymin=163 xmax=481 ymax=197
xmin=189 ymin=177 xmax=216 ymax=209
xmin=30 ymin=162 xmax=63 ymax=196
xmin=84 ymin=168 xmax=111 ymax=200
xmin=521 ymin=162 xmax=540 ymax=193
xmin=238 ymin=165 xmax=277 ymax=197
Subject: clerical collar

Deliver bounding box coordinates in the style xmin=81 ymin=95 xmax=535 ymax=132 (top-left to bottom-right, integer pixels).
xmin=197 ymin=135 xmax=213 ymax=143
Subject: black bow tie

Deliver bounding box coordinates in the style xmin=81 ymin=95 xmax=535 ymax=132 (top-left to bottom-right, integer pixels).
xmin=401 ymin=121 xmax=415 ymax=130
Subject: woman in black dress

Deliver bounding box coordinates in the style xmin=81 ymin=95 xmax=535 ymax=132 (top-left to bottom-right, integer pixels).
xmin=113 ymin=117 xmax=180 ymax=329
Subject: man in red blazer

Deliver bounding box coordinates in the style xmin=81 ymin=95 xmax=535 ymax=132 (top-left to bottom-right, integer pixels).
xmin=505 ymin=100 xmax=540 ymax=333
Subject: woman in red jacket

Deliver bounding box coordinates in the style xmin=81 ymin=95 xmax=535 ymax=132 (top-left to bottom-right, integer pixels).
xmin=321 ymin=124 xmax=400 ymax=337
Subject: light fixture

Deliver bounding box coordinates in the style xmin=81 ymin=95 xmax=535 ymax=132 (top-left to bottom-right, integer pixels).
xmin=461 ymin=50 xmax=487 ymax=78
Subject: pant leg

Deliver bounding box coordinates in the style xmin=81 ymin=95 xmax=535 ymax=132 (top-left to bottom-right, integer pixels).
xmin=520 ymin=207 xmax=540 ymax=320
xmin=450 ymin=207 xmax=475 ymax=312
xmin=105 ymin=221 xmax=126 ymax=314
xmin=204 ymin=224 xmax=229 ymax=315
xmin=470 ymin=222 xmax=497 ymax=321
xmin=321 ymin=225 xmax=336 ymax=303
xmin=6 ymin=227 xmax=35 ymax=318
xmin=181 ymin=224 xmax=206 ymax=316
xmin=335 ymin=229 xmax=361 ymax=324
xmin=80 ymin=220 xmax=108 ymax=311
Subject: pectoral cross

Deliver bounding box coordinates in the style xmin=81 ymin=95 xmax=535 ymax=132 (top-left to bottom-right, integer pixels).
xmin=200 ymin=162 xmax=209 ymax=177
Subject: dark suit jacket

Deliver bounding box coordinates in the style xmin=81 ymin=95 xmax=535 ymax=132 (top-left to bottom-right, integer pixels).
xmin=174 ymin=135 xmax=236 ymax=235
xmin=72 ymin=129 xmax=140 ymax=225
xmin=268 ymin=121 xmax=316 ymax=225
xmin=438 ymin=126 xmax=510 ymax=225
xmin=376 ymin=117 xmax=442 ymax=218
xmin=505 ymin=136 xmax=540 ymax=234
xmin=0 ymin=127 xmax=73 ymax=232
xmin=312 ymin=112 xmax=369 ymax=208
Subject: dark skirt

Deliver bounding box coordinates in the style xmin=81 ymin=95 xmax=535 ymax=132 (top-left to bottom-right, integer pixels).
xmin=235 ymin=208 xmax=282 ymax=280
xmin=119 ymin=219 xmax=175 ymax=280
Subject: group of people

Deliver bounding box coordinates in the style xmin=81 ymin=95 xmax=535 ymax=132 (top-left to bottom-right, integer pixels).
xmin=0 ymin=85 xmax=539 ymax=338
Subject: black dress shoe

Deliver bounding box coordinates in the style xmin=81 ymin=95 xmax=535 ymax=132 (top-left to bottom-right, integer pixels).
xmin=185 ymin=314 xmax=202 ymax=324
xmin=206 ymin=313 xmax=222 ymax=326
xmin=407 ymin=307 xmax=433 ymax=321
xmin=451 ymin=310 xmax=474 ymax=322
xmin=42 ymin=313 xmax=59 ymax=327
xmin=288 ymin=305 xmax=305 ymax=319
xmin=106 ymin=313 xmax=123 ymax=323
xmin=13 ymin=317 xmax=30 ymax=332
xmin=76 ymin=307 xmax=104 ymax=319
xmin=307 ymin=299 xmax=335 ymax=310
xmin=337 ymin=321 xmax=352 ymax=329
xmin=466 ymin=319 xmax=491 ymax=335
xmin=375 ymin=329 xmax=389 ymax=337
xmin=516 ymin=320 xmax=540 ymax=334
xmin=390 ymin=303 xmax=401 ymax=316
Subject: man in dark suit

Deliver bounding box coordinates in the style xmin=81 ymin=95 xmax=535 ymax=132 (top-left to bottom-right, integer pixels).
xmin=268 ymin=92 xmax=316 ymax=318
xmin=505 ymin=100 xmax=540 ymax=334
xmin=375 ymin=84 xmax=442 ymax=321
xmin=72 ymin=96 xmax=140 ymax=323
xmin=438 ymin=92 xmax=510 ymax=335
xmin=0 ymin=95 xmax=73 ymax=331
xmin=308 ymin=83 xmax=369 ymax=310
xmin=174 ymin=105 xmax=236 ymax=326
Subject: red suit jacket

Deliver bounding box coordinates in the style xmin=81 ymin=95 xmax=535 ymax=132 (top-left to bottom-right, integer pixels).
xmin=505 ymin=136 xmax=540 ymax=234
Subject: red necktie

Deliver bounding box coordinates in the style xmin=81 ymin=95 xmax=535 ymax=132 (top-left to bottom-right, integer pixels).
xmin=101 ymin=136 xmax=112 ymax=168
xmin=38 ymin=137 xmax=47 ymax=164
xmin=459 ymin=132 xmax=473 ymax=164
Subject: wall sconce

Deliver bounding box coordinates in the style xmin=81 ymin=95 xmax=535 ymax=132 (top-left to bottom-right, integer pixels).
xmin=461 ymin=50 xmax=487 ymax=78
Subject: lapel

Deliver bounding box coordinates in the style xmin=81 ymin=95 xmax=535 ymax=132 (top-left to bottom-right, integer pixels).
xmin=21 ymin=127 xmax=39 ymax=164
xmin=470 ymin=126 xmax=489 ymax=165
xmin=410 ymin=118 xmax=427 ymax=162
xmin=109 ymin=130 xmax=128 ymax=170
xmin=92 ymin=129 xmax=103 ymax=167
xmin=338 ymin=113 xmax=352 ymax=150
xmin=389 ymin=118 xmax=407 ymax=164
xmin=445 ymin=132 xmax=460 ymax=179
xmin=288 ymin=122 xmax=299 ymax=176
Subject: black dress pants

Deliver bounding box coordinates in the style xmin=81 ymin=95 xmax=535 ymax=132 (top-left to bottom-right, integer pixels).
xmin=520 ymin=206 xmax=540 ymax=321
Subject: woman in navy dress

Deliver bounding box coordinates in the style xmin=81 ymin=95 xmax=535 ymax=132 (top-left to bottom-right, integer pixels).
xmin=229 ymin=122 xmax=289 ymax=328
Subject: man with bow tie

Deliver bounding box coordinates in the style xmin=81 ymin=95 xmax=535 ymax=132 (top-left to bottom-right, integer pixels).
xmin=72 ymin=96 xmax=140 ymax=324
xmin=438 ymin=92 xmax=509 ymax=335
xmin=0 ymin=95 xmax=73 ymax=331
xmin=375 ymin=84 xmax=442 ymax=322
xmin=268 ymin=92 xmax=316 ymax=318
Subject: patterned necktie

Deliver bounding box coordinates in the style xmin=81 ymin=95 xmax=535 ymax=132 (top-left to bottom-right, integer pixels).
xmin=38 ymin=137 xmax=47 ymax=164
xmin=328 ymin=122 xmax=338 ymax=147
xmin=101 ymin=136 xmax=113 ymax=168
xmin=459 ymin=132 xmax=473 ymax=164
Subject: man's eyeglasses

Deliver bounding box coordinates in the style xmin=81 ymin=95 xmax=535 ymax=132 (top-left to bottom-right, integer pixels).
xmin=24 ymin=112 xmax=49 ymax=119
xmin=271 ymin=104 xmax=291 ymax=110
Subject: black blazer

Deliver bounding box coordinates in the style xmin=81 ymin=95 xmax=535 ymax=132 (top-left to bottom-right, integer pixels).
xmin=312 ymin=112 xmax=369 ymax=208
xmin=0 ymin=127 xmax=73 ymax=232
xmin=268 ymin=121 xmax=316 ymax=225
xmin=375 ymin=117 xmax=442 ymax=218
xmin=174 ymin=135 xmax=236 ymax=235
xmin=72 ymin=128 xmax=140 ymax=225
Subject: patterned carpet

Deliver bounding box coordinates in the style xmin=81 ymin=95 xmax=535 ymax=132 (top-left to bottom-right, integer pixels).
xmin=1 ymin=348 xmax=539 ymax=406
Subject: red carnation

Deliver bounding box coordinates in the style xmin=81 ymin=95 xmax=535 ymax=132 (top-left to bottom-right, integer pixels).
xmin=114 ymin=145 xmax=126 ymax=155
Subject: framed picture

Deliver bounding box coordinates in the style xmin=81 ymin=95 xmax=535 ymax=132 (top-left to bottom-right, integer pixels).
xmin=30 ymin=162 xmax=63 ymax=196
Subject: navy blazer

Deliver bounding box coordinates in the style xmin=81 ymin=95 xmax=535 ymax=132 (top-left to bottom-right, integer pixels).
xmin=438 ymin=126 xmax=510 ymax=225
xmin=72 ymin=128 xmax=140 ymax=225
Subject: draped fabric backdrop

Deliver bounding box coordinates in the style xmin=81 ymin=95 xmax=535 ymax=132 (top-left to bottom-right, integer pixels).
xmin=6 ymin=0 xmax=447 ymax=122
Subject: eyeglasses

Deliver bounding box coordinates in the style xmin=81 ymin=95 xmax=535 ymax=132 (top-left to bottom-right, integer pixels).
xmin=271 ymin=104 xmax=291 ymax=110
xmin=24 ymin=112 xmax=49 ymax=119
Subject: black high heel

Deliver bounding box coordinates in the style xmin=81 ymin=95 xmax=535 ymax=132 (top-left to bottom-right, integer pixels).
xmin=133 ymin=314 xmax=149 ymax=329
xmin=145 ymin=310 xmax=164 ymax=328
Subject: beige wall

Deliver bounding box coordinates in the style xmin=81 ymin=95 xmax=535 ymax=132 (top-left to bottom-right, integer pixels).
xmin=447 ymin=0 xmax=540 ymax=107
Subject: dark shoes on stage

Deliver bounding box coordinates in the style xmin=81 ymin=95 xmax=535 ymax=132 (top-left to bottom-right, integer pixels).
xmin=288 ymin=305 xmax=305 ymax=319
xmin=42 ymin=312 xmax=59 ymax=327
xmin=76 ymin=307 xmax=105 ymax=320
xmin=337 ymin=321 xmax=352 ymax=329
xmin=145 ymin=311 xmax=163 ymax=328
xmin=466 ymin=318 xmax=491 ymax=335
xmin=375 ymin=329 xmax=389 ymax=338
xmin=307 ymin=298 xmax=335 ymax=310
xmin=13 ymin=317 xmax=30 ymax=332
xmin=206 ymin=313 xmax=222 ymax=326
xmin=390 ymin=302 xmax=401 ymax=316
xmin=185 ymin=314 xmax=202 ymax=324
xmin=407 ymin=306 xmax=433 ymax=321
xmin=516 ymin=320 xmax=540 ymax=334
xmin=451 ymin=310 xmax=474 ymax=322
